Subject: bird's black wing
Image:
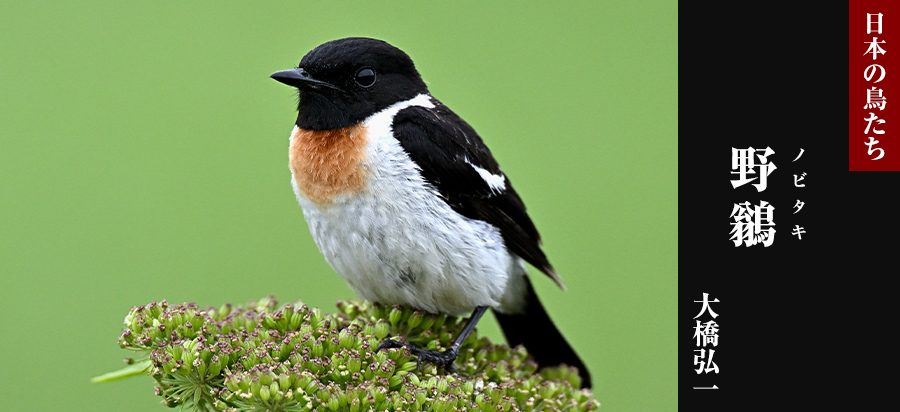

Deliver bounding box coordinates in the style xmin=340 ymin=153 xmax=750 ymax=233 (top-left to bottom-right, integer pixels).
xmin=391 ymin=101 xmax=564 ymax=288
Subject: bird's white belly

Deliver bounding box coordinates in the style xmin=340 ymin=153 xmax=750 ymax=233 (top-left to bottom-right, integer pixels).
xmin=290 ymin=95 xmax=516 ymax=315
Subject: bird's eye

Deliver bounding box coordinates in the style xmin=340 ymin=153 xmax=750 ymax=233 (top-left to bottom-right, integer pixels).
xmin=354 ymin=67 xmax=376 ymax=88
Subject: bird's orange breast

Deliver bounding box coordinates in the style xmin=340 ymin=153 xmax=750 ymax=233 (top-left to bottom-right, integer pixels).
xmin=289 ymin=125 xmax=369 ymax=205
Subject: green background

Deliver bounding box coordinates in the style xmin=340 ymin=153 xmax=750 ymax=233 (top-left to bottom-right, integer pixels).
xmin=0 ymin=1 xmax=677 ymax=411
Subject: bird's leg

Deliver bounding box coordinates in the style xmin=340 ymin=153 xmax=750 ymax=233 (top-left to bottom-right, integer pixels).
xmin=376 ymin=306 xmax=488 ymax=374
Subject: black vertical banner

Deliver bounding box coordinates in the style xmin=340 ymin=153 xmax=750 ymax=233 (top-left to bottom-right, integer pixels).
xmin=680 ymin=4 xmax=851 ymax=408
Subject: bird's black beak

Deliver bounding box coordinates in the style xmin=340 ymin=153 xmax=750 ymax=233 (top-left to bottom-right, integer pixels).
xmin=270 ymin=68 xmax=344 ymax=92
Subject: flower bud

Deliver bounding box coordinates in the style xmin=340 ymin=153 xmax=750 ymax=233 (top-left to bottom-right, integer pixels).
xmin=278 ymin=374 xmax=292 ymax=391
xmin=296 ymin=304 xmax=309 ymax=317
xmin=225 ymin=375 xmax=240 ymax=392
xmin=124 ymin=309 xmax=137 ymax=326
xmin=338 ymin=300 xmax=359 ymax=319
xmin=181 ymin=350 xmax=196 ymax=367
xmin=328 ymin=334 xmax=341 ymax=353
xmin=193 ymin=357 xmax=205 ymax=375
xmin=315 ymin=383 xmax=331 ymax=403
xmin=484 ymin=385 xmax=501 ymax=404
xmin=368 ymin=384 xmax=387 ymax=405
xmin=422 ymin=376 xmax=436 ymax=391
xmin=289 ymin=311 xmax=303 ymax=330
xmin=372 ymin=347 xmax=389 ymax=363
xmin=374 ymin=320 xmax=390 ymax=340
xmin=388 ymin=306 xmax=403 ymax=327
xmin=129 ymin=315 xmax=144 ymax=334
xmin=407 ymin=310 xmax=424 ymax=329
xmin=538 ymin=381 xmax=558 ymax=400
xmin=238 ymin=376 xmax=251 ymax=392
xmin=303 ymin=375 xmax=319 ymax=394
xmin=260 ymin=371 xmax=276 ymax=386
xmin=250 ymin=379 xmax=262 ymax=398
xmin=418 ymin=314 xmax=436 ymax=331
xmin=388 ymin=374 xmax=404 ymax=389
xmin=438 ymin=331 xmax=452 ymax=346
xmin=436 ymin=378 xmax=449 ymax=393
xmin=326 ymin=395 xmax=340 ymax=411
xmin=307 ymin=308 xmax=323 ymax=329
xmin=515 ymin=388 xmax=531 ymax=405
xmin=370 ymin=304 xmax=388 ymax=321
xmin=462 ymin=379 xmax=474 ymax=394
xmin=412 ymin=387 xmax=427 ymax=407
xmin=311 ymin=340 xmax=325 ymax=358
xmin=392 ymin=393 xmax=409 ymax=410
xmin=397 ymin=361 xmax=416 ymax=373
xmin=432 ymin=396 xmax=450 ymax=412
xmin=262 ymin=314 xmax=278 ymax=330
xmin=433 ymin=313 xmax=449 ymax=330
xmin=376 ymin=359 xmax=396 ymax=379
xmin=350 ymin=361 xmax=368 ymax=381
xmin=269 ymin=381 xmax=280 ymax=399
xmin=347 ymin=353 xmax=362 ymax=373
xmin=504 ymin=395 xmax=519 ymax=411
xmin=218 ymin=303 xmax=232 ymax=319
xmin=338 ymin=328 xmax=357 ymax=349
xmin=475 ymin=347 xmax=487 ymax=363
xmin=475 ymin=393 xmax=488 ymax=410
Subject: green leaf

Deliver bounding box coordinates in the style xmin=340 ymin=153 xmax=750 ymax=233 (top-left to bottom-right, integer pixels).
xmin=91 ymin=360 xmax=151 ymax=383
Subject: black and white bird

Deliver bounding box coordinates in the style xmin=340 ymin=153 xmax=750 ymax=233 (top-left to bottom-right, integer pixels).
xmin=271 ymin=37 xmax=590 ymax=388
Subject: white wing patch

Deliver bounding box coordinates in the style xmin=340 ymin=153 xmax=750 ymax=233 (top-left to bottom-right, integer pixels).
xmin=465 ymin=157 xmax=506 ymax=194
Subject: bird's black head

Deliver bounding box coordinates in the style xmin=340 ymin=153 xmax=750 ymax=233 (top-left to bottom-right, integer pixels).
xmin=271 ymin=37 xmax=429 ymax=130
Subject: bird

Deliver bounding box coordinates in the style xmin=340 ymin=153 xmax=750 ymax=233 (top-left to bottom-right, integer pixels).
xmin=270 ymin=37 xmax=591 ymax=388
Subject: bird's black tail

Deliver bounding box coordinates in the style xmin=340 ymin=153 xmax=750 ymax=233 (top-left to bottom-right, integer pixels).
xmin=493 ymin=276 xmax=592 ymax=388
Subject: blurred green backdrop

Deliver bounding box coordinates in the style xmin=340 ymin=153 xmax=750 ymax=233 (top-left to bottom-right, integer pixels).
xmin=0 ymin=1 xmax=676 ymax=411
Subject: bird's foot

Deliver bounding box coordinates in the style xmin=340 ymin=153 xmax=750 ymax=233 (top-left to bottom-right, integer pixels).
xmin=375 ymin=339 xmax=459 ymax=374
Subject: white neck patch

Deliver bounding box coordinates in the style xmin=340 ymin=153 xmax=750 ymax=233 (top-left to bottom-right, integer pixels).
xmin=364 ymin=93 xmax=436 ymax=130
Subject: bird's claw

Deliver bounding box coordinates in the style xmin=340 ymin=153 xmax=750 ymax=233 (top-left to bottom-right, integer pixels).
xmin=375 ymin=339 xmax=405 ymax=353
xmin=375 ymin=338 xmax=459 ymax=373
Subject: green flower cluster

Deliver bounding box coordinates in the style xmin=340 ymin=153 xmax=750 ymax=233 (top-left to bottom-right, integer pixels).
xmin=103 ymin=296 xmax=599 ymax=411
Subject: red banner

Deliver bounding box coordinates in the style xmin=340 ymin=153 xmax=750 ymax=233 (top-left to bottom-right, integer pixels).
xmin=850 ymin=2 xmax=900 ymax=170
